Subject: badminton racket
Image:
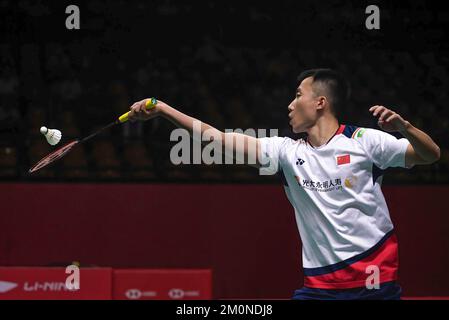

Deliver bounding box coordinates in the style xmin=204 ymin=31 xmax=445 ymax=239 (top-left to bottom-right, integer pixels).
xmin=28 ymin=98 xmax=157 ymax=174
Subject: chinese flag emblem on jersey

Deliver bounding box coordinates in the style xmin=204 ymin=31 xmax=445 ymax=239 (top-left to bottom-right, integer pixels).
xmin=337 ymin=154 xmax=351 ymax=165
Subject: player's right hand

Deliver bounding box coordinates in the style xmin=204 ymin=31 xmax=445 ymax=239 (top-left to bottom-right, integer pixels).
xmin=128 ymin=98 xmax=165 ymax=122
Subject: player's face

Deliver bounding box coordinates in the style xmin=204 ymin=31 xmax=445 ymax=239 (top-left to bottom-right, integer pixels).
xmin=288 ymin=77 xmax=320 ymax=133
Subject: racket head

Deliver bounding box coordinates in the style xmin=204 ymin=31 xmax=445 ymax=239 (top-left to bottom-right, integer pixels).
xmin=29 ymin=140 xmax=79 ymax=174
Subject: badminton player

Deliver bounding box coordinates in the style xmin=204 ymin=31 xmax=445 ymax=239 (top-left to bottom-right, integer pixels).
xmin=128 ymin=69 xmax=440 ymax=300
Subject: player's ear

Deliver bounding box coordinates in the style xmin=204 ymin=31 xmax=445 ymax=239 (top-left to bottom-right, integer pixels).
xmin=316 ymin=96 xmax=326 ymax=110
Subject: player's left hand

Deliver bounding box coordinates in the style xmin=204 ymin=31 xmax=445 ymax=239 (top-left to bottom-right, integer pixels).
xmin=369 ymin=105 xmax=410 ymax=132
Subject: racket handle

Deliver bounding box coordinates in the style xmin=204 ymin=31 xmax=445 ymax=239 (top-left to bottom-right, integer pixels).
xmin=118 ymin=98 xmax=158 ymax=123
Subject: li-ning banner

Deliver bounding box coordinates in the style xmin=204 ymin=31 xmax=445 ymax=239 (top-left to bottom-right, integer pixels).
xmin=0 ymin=267 xmax=112 ymax=299
xmin=0 ymin=267 xmax=212 ymax=300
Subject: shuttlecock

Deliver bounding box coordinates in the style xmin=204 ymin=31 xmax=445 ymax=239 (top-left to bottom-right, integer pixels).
xmin=40 ymin=126 xmax=62 ymax=145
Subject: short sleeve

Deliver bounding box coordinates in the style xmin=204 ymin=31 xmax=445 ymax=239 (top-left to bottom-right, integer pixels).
xmin=259 ymin=136 xmax=290 ymax=175
xmin=354 ymin=128 xmax=410 ymax=169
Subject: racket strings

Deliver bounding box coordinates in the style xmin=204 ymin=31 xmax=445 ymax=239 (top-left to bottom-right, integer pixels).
xmin=29 ymin=140 xmax=79 ymax=173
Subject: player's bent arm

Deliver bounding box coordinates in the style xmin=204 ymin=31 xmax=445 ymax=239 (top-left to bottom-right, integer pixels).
xmin=160 ymin=103 xmax=262 ymax=168
xmin=400 ymin=122 xmax=441 ymax=168
xmin=369 ymin=105 xmax=440 ymax=168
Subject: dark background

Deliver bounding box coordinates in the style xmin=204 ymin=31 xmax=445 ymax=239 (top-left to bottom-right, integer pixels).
xmin=0 ymin=0 xmax=448 ymax=183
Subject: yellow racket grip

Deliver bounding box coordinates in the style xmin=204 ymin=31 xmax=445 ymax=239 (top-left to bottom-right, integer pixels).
xmin=118 ymin=97 xmax=158 ymax=123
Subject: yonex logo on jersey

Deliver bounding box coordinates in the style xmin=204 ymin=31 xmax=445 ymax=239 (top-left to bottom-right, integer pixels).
xmin=296 ymin=158 xmax=305 ymax=166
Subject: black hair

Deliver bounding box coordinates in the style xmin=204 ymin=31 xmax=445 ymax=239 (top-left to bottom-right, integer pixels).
xmin=297 ymin=68 xmax=351 ymax=115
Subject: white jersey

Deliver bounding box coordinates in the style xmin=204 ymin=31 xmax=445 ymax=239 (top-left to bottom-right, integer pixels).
xmin=259 ymin=125 xmax=410 ymax=289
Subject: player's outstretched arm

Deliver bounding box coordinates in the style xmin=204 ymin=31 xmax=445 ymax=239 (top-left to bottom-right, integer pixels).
xmin=369 ymin=105 xmax=440 ymax=167
xmin=128 ymin=98 xmax=262 ymax=167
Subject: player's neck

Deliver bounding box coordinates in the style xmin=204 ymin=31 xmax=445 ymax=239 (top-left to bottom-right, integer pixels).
xmin=306 ymin=116 xmax=340 ymax=148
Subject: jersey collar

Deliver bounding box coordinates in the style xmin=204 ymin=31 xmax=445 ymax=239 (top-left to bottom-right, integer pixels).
xmin=307 ymin=124 xmax=345 ymax=149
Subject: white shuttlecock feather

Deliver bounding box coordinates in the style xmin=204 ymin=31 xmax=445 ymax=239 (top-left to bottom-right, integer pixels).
xmin=40 ymin=126 xmax=62 ymax=145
